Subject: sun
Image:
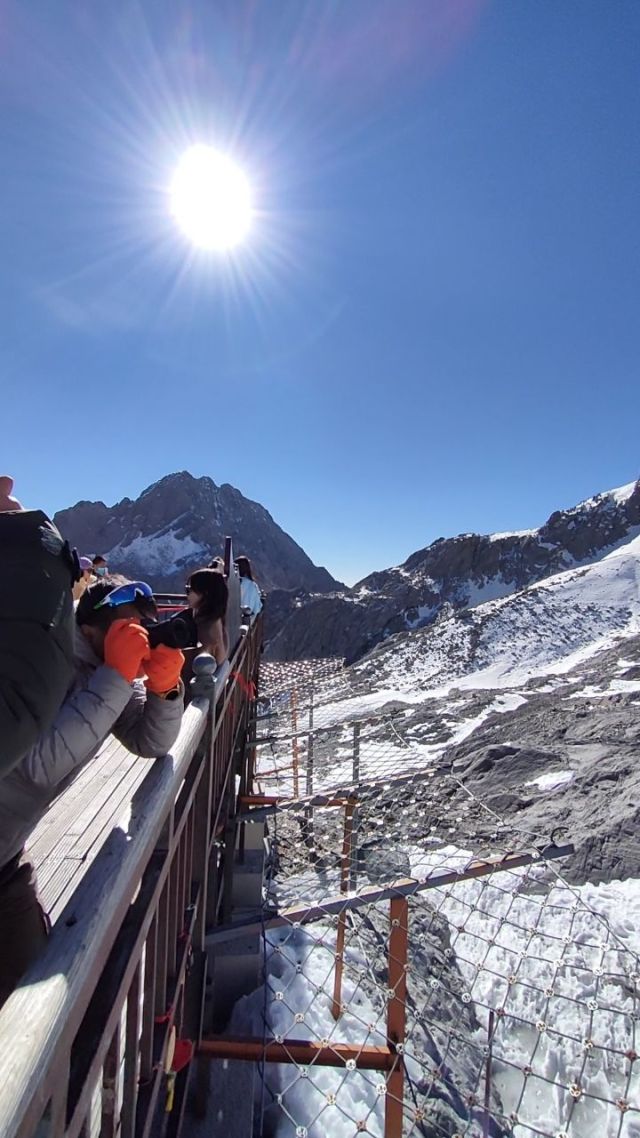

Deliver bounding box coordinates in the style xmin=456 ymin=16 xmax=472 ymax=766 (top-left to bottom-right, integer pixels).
xmin=170 ymin=145 xmax=253 ymax=251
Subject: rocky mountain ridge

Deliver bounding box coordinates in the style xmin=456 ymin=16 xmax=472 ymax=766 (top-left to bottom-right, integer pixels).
xmin=53 ymin=471 xmax=341 ymax=594
xmin=266 ymin=479 xmax=640 ymax=661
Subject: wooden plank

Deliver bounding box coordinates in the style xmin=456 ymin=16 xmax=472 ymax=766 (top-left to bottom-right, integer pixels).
xmin=29 ymin=745 xmax=125 ymax=863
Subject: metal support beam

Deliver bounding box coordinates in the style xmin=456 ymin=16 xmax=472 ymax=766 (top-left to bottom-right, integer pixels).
xmin=331 ymin=799 xmax=356 ymax=1020
xmin=205 ymin=844 xmax=574 ymax=945
xmin=198 ymin=1036 xmax=395 ymax=1070
xmin=234 ymin=765 xmax=450 ymax=821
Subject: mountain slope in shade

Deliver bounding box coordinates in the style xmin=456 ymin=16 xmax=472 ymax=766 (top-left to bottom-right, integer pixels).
xmin=53 ymin=471 xmax=342 ymax=594
xmin=266 ymin=479 xmax=640 ymax=661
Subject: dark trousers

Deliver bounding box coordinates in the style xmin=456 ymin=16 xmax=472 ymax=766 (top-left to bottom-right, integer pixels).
xmin=0 ymin=853 xmax=49 ymax=1010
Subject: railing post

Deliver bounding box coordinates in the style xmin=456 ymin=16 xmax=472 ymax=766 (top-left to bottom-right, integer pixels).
xmin=331 ymin=798 xmax=356 ymax=1020
xmin=304 ymin=732 xmax=315 ymax=850
xmin=352 ymin=722 xmax=361 ymax=784
xmin=349 ymin=801 xmax=359 ymax=891
xmin=483 ymin=1009 xmax=496 ymax=1137
xmin=120 ymin=963 xmax=142 ymax=1138
xmin=291 ymin=688 xmax=300 ymax=798
xmin=99 ymin=1020 xmax=122 ymax=1138
xmin=385 ymin=897 xmax=408 ymax=1138
xmin=190 ymin=652 xmax=219 ymax=704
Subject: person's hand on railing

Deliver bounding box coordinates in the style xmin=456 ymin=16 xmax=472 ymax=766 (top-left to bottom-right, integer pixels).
xmin=144 ymin=643 xmax=185 ymax=697
xmin=104 ymin=619 xmax=151 ymax=683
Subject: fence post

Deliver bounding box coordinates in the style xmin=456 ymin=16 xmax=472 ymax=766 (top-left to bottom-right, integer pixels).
xmin=304 ymin=732 xmax=314 ymax=849
xmin=352 ymin=722 xmax=361 ymax=784
xmin=483 ymin=1009 xmax=496 ymax=1137
xmin=291 ymin=688 xmax=300 ymax=798
xmin=385 ymin=897 xmax=408 ymax=1138
xmin=331 ymin=798 xmax=356 ymax=1020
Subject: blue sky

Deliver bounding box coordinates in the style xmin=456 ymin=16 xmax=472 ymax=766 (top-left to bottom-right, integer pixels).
xmin=1 ymin=1 xmax=639 ymax=585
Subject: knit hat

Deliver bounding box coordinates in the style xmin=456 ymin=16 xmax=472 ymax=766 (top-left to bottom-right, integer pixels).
xmin=79 ymin=556 xmax=93 ymax=572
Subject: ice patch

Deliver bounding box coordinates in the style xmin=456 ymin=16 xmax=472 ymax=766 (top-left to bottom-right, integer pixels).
xmin=525 ymin=770 xmax=575 ymax=791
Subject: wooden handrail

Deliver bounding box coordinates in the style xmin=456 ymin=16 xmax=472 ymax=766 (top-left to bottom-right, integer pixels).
xmin=0 ymin=599 xmax=262 ymax=1138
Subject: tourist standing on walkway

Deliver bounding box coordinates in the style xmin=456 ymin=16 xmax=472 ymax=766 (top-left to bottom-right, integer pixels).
xmin=0 ymin=576 xmax=185 ymax=1008
xmin=235 ymin=555 xmax=263 ymax=620
xmin=92 ymin=554 xmax=109 ymax=577
xmin=72 ymin=556 xmax=94 ymax=602
xmin=185 ymin=568 xmax=229 ymax=666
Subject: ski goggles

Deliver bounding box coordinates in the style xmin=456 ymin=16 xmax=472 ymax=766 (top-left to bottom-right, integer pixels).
xmin=94 ymin=581 xmax=154 ymax=610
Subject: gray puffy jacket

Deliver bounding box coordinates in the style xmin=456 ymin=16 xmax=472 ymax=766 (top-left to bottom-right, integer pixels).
xmin=0 ymin=628 xmax=183 ymax=868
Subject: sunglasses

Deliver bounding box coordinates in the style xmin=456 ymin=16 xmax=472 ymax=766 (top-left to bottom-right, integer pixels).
xmin=94 ymin=581 xmax=154 ymax=610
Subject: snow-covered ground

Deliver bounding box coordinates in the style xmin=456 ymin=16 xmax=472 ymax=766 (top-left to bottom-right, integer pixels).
xmin=235 ymin=846 xmax=640 ymax=1137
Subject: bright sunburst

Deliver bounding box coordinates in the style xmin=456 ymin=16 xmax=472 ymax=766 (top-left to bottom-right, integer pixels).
xmin=170 ymin=145 xmax=253 ymax=251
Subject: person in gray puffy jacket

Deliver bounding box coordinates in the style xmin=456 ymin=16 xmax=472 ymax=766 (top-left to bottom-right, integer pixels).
xmin=0 ymin=576 xmax=185 ymax=1008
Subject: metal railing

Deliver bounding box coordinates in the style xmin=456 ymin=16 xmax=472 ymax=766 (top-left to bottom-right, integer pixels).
xmin=0 ymin=610 xmax=262 ymax=1138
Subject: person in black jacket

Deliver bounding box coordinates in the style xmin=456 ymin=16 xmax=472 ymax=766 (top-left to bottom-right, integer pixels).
xmin=0 ymin=476 xmax=77 ymax=778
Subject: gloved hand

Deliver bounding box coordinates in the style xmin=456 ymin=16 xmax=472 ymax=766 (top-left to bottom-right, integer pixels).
xmin=144 ymin=644 xmax=185 ymax=694
xmin=104 ymin=619 xmax=151 ymax=683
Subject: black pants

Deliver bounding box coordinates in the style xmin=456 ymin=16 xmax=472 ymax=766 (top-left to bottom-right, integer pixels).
xmin=0 ymin=853 xmax=49 ymax=1010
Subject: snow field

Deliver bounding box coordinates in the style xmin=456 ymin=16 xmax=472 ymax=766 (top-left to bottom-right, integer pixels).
xmin=408 ymin=847 xmax=640 ymax=1138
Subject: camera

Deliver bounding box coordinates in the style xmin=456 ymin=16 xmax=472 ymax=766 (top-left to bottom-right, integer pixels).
xmin=145 ymin=610 xmax=199 ymax=650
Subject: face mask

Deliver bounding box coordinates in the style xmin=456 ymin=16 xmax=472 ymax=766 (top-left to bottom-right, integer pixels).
xmin=95 ymin=566 xmax=107 ymax=577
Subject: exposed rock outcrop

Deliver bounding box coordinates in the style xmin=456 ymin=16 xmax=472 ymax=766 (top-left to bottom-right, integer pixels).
xmin=266 ymin=480 xmax=640 ymax=662
xmin=54 ymin=471 xmax=342 ymax=594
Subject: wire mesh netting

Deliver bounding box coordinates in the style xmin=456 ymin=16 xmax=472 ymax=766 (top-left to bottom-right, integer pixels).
xmin=226 ymin=663 xmax=640 ymax=1138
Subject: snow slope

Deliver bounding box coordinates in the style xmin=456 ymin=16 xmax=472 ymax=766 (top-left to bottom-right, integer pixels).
xmin=354 ymin=532 xmax=640 ymax=697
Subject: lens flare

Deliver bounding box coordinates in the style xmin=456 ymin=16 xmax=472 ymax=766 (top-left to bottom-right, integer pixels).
xmin=170 ymin=145 xmax=252 ymax=251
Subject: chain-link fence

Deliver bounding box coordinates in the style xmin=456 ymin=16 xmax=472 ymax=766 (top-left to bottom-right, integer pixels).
xmin=205 ymin=662 xmax=640 ymax=1138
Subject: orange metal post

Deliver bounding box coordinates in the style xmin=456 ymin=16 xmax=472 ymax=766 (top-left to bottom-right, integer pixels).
xmin=331 ymin=798 xmax=356 ymax=1020
xmin=385 ymin=897 xmax=408 ymax=1138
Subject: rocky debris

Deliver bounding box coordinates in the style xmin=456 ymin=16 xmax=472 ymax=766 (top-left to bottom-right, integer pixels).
xmin=269 ymin=630 xmax=640 ymax=889
xmin=394 ymin=639 xmax=640 ymax=885
xmin=266 ymin=480 xmax=640 ymax=662
xmin=53 ymin=471 xmax=342 ymax=594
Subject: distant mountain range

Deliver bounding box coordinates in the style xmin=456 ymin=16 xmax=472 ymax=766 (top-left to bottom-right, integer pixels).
xmin=53 ymin=472 xmax=341 ymax=594
xmin=54 ymin=473 xmax=640 ymax=669
xmin=266 ymin=479 xmax=640 ymax=661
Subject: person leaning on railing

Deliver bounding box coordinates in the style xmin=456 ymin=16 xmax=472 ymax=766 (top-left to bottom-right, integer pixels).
xmin=185 ymin=568 xmax=229 ymax=665
xmin=0 ymin=576 xmax=185 ymax=1010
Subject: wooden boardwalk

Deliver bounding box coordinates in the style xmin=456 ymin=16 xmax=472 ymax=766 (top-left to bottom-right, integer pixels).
xmin=30 ymin=737 xmax=155 ymax=924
